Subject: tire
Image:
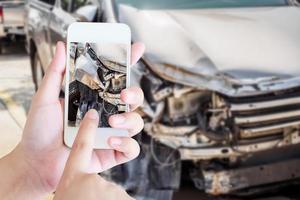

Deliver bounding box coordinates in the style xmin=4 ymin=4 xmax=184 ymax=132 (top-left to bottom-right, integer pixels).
xmin=105 ymin=135 xmax=179 ymax=200
xmin=0 ymin=41 xmax=2 ymax=54
xmin=32 ymin=51 xmax=44 ymax=91
xmin=107 ymin=158 xmax=174 ymax=200
xmin=68 ymin=80 xmax=81 ymax=122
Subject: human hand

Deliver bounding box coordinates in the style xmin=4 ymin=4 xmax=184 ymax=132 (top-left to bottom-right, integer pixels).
xmin=9 ymin=41 xmax=145 ymax=196
xmin=54 ymin=109 xmax=133 ymax=200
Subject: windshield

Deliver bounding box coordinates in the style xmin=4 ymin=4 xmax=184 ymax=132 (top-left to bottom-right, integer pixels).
xmin=115 ymin=0 xmax=288 ymax=10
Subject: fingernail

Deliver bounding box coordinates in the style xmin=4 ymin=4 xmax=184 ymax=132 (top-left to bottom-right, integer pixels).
xmin=111 ymin=115 xmax=126 ymax=125
xmin=87 ymin=109 xmax=98 ymax=120
xmin=55 ymin=42 xmax=61 ymax=55
xmin=109 ymin=137 xmax=122 ymax=147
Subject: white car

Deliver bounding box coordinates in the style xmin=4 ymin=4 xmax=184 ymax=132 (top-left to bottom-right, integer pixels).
xmin=0 ymin=0 xmax=25 ymax=53
xmin=25 ymin=0 xmax=300 ymax=199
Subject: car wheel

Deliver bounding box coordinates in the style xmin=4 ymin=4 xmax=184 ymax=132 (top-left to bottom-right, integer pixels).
xmin=32 ymin=51 xmax=44 ymax=91
xmin=68 ymin=80 xmax=81 ymax=122
xmin=0 ymin=42 xmax=2 ymax=54
xmin=105 ymin=135 xmax=180 ymax=200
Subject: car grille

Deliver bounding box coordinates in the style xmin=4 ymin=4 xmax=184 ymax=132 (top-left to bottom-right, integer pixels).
xmin=228 ymin=87 xmax=300 ymax=139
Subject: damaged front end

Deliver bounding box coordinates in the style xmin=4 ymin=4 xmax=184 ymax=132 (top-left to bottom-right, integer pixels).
xmin=135 ymin=58 xmax=300 ymax=195
xmin=68 ymin=42 xmax=126 ymax=127
xmin=110 ymin=2 xmax=300 ymax=198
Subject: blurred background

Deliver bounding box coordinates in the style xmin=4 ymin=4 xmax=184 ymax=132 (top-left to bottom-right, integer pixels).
xmin=1 ymin=0 xmax=300 ymax=199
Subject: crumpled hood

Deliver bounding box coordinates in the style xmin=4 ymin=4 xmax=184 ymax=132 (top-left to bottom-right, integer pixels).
xmin=118 ymin=5 xmax=300 ymax=81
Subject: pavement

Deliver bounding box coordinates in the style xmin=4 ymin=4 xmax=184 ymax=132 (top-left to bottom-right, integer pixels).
xmin=0 ymin=42 xmax=34 ymax=157
xmin=0 ymin=41 xmax=55 ymax=199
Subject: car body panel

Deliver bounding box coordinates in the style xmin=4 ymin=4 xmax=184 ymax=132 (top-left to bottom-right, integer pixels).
xmin=118 ymin=5 xmax=300 ymax=96
xmin=25 ymin=0 xmax=54 ymax=70
xmin=49 ymin=6 xmax=76 ymax=54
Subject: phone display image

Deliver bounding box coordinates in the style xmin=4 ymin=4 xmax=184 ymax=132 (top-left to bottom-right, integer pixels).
xmin=68 ymin=42 xmax=127 ymax=128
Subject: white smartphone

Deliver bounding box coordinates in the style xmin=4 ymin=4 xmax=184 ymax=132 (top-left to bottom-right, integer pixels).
xmin=64 ymin=22 xmax=131 ymax=149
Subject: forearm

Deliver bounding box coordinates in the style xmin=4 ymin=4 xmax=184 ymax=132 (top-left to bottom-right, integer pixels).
xmin=0 ymin=146 xmax=48 ymax=200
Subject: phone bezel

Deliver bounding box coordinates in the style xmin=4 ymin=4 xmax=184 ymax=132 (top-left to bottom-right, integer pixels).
xmin=64 ymin=22 xmax=131 ymax=149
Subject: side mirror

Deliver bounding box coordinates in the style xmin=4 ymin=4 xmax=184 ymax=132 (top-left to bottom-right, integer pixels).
xmin=74 ymin=5 xmax=98 ymax=22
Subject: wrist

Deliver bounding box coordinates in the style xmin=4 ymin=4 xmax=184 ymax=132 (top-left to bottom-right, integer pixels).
xmin=0 ymin=145 xmax=49 ymax=200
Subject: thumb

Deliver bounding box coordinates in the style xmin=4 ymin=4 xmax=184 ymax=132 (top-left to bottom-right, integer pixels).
xmin=34 ymin=41 xmax=66 ymax=106
xmin=64 ymin=109 xmax=99 ymax=176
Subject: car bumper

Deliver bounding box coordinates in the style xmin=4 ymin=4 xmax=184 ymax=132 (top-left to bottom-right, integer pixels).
xmin=3 ymin=25 xmax=25 ymax=35
xmin=146 ymin=122 xmax=300 ymax=161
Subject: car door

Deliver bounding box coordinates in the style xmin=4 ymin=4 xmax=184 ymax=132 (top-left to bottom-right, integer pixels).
xmin=48 ymin=0 xmax=99 ymax=56
xmin=27 ymin=0 xmax=55 ymax=71
xmin=48 ymin=0 xmax=77 ymax=57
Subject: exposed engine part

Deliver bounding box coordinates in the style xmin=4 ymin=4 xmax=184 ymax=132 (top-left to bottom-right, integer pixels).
xmin=73 ymin=81 xmax=118 ymax=127
xmin=111 ymin=75 xmax=126 ymax=92
xmin=140 ymin=70 xmax=171 ymax=105
xmin=166 ymin=91 xmax=207 ymax=123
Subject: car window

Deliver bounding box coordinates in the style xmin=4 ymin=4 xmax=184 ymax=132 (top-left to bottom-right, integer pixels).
xmin=70 ymin=0 xmax=99 ymax=12
xmin=115 ymin=0 xmax=288 ymax=10
xmin=61 ymin=0 xmax=70 ymax=11
xmin=39 ymin=0 xmax=55 ymax=6
xmin=59 ymin=0 xmax=93 ymax=13
xmin=71 ymin=0 xmax=87 ymax=12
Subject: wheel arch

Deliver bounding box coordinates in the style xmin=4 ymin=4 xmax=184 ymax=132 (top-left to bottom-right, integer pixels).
xmin=29 ymin=39 xmax=37 ymax=71
xmin=29 ymin=39 xmax=45 ymax=91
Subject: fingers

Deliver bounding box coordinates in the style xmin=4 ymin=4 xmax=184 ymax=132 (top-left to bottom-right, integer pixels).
xmin=108 ymin=137 xmax=140 ymax=164
xmin=34 ymin=41 xmax=66 ymax=105
xmin=120 ymin=86 xmax=144 ymax=111
xmin=131 ymin=42 xmax=145 ymax=65
xmin=109 ymin=112 xmax=144 ymax=136
xmin=110 ymin=86 xmax=144 ymax=137
xmin=64 ymin=109 xmax=99 ymax=175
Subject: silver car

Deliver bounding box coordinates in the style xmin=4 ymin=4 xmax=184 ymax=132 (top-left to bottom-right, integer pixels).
xmin=25 ymin=0 xmax=300 ymax=199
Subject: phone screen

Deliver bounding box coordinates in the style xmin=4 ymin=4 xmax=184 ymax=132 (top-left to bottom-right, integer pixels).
xmin=68 ymin=42 xmax=127 ymax=128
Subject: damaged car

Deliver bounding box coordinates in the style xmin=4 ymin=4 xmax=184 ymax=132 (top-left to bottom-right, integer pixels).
xmin=25 ymin=0 xmax=300 ymax=199
xmin=68 ymin=42 xmax=127 ymax=127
